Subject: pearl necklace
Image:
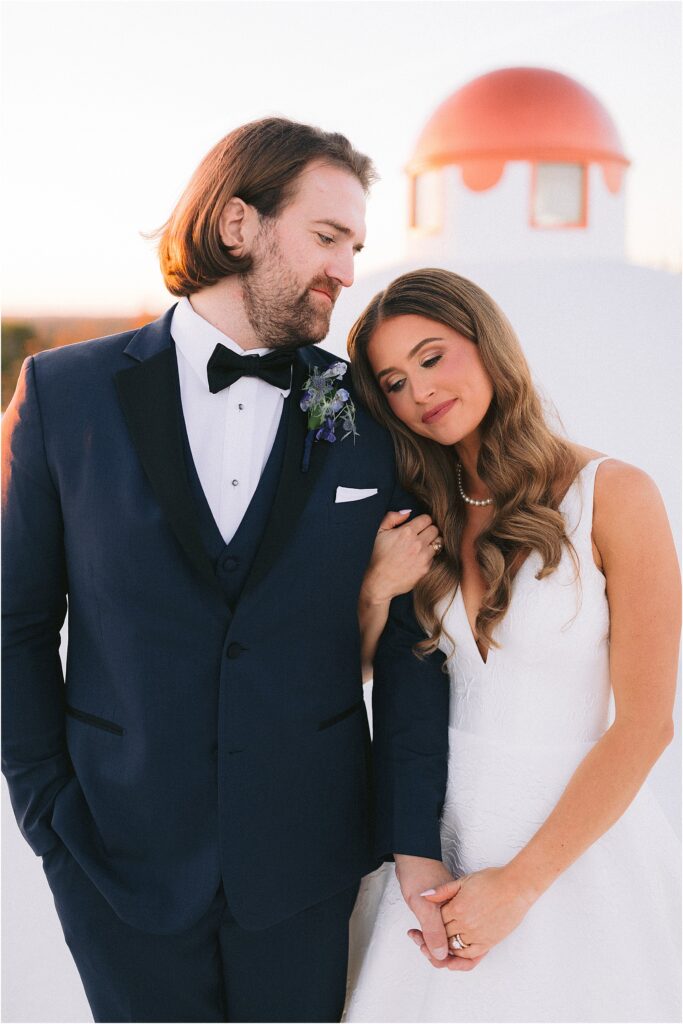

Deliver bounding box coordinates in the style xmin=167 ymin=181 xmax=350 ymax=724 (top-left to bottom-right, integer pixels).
xmin=456 ymin=463 xmax=494 ymax=507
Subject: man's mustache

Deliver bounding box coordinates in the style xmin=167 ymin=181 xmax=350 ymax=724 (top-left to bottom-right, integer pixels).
xmin=307 ymin=278 xmax=341 ymax=304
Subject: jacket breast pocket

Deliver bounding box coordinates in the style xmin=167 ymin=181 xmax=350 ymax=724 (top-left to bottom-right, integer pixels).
xmin=329 ymin=491 xmax=382 ymax=526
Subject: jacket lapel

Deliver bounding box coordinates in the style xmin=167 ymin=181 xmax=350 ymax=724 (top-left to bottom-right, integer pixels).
xmin=114 ymin=309 xmax=222 ymax=593
xmin=115 ymin=312 xmax=329 ymax=601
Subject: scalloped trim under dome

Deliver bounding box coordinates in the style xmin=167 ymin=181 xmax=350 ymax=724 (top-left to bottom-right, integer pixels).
xmin=457 ymin=156 xmax=626 ymax=195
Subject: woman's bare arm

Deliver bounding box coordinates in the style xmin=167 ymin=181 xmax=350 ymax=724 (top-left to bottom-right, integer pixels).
xmin=505 ymin=461 xmax=679 ymax=897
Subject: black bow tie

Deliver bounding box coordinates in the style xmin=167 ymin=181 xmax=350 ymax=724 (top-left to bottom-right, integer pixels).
xmin=206 ymin=343 xmax=295 ymax=394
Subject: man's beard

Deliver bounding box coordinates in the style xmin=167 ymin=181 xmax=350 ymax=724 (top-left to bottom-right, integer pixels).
xmin=240 ymin=222 xmax=336 ymax=350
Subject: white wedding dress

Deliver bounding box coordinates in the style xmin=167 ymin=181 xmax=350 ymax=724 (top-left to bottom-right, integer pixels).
xmin=345 ymin=458 xmax=681 ymax=1023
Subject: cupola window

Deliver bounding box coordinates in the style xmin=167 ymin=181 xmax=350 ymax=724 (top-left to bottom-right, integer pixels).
xmin=411 ymin=170 xmax=443 ymax=231
xmin=531 ymin=162 xmax=586 ymax=228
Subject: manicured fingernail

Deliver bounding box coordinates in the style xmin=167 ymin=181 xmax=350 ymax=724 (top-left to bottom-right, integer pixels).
xmin=399 ymin=509 xmax=412 ymax=515
xmin=419 ymin=888 xmax=436 ymax=896
xmin=408 ymin=931 xmax=421 ymax=946
xmin=434 ymin=946 xmax=448 ymax=960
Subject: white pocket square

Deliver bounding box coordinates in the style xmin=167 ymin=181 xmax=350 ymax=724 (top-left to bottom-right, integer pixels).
xmin=335 ymin=486 xmax=378 ymax=504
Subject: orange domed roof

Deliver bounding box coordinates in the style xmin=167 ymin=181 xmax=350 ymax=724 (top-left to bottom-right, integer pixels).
xmin=408 ymin=67 xmax=629 ymax=191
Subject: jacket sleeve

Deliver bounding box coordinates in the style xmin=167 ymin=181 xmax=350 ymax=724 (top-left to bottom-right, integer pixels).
xmin=2 ymin=356 xmax=72 ymax=856
xmin=371 ymin=482 xmax=450 ymax=862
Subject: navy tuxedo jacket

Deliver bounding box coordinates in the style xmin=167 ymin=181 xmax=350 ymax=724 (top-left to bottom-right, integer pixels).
xmin=2 ymin=307 xmax=448 ymax=934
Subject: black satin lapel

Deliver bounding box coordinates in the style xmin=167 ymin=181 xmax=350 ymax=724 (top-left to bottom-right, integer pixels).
xmin=241 ymin=359 xmax=325 ymax=601
xmin=114 ymin=348 xmax=221 ymax=594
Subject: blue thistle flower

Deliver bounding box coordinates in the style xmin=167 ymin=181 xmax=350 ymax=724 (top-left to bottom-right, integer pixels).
xmin=300 ymin=366 xmax=357 ymax=470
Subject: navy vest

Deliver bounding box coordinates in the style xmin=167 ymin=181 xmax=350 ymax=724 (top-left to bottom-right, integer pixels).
xmin=176 ymin=377 xmax=290 ymax=610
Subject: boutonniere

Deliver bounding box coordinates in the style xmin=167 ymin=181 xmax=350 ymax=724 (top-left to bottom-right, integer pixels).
xmin=300 ymin=361 xmax=359 ymax=472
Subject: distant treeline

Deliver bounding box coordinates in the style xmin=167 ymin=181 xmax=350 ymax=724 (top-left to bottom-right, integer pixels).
xmin=2 ymin=314 xmax=159 ymax=410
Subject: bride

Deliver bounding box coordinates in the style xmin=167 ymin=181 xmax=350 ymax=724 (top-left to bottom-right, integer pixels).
xmin=345 ymin=269 xmax=680 ymax=1023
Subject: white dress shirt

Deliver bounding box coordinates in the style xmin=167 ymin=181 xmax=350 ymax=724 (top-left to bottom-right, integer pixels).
xmin=170 ymin=297 xmax=292 ymax=545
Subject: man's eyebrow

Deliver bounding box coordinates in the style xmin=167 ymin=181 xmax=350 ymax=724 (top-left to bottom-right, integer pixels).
xmin=314 ymin=219 xmax=365 ymax=253
xmin=376 ymin=338 xmax=443 ymax=380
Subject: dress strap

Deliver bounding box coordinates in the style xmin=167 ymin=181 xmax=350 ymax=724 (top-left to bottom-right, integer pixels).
xmin=564 ymin=456 xmax=611 ymax=548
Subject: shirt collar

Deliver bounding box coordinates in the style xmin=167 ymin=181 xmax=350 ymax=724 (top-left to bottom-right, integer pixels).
xmin=170 ymin=296 xmax=292 ymax=397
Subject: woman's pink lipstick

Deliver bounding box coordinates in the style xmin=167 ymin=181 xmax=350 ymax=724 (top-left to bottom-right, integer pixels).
xmin=422 ymin=399 xmax=457 ymax=424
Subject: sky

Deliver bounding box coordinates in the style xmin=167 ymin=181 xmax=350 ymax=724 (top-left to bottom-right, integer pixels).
xmin=2 ymin=0 xmax=681 ymax=315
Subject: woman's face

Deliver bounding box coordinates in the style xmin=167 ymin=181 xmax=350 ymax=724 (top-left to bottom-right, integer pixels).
xmin=367 ymin=314 xmax=494 ymax=446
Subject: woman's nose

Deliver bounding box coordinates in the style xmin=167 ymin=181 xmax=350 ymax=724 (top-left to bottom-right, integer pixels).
xmin=412 ymin=381 xmax=437 ymax=404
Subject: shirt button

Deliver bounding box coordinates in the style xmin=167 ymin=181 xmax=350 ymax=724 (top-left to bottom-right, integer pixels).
xmin=232 ymin=479 xmax=239 ymax=487
xmin=238 ymin=403 xmax=244 ymax=410
xmin=226 ymin=643 xmax=245 ymax=659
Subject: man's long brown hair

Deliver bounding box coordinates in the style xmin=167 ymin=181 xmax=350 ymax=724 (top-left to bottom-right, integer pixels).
xmin=152 ymin=117 xmax=376 ymax=297
xmin=348 ymin=268 xmax=581 ymax=660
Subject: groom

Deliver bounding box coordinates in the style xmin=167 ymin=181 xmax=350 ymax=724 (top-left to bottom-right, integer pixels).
xmin=2 ymin=118 xmax=452 ymax=1022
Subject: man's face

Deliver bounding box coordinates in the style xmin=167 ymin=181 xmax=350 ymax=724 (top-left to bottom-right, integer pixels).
xmin=241 ymin=160 xmax=367 ymax=349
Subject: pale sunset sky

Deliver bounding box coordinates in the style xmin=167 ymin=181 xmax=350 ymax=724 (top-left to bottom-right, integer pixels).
xmin=2 ymin=0 xmax=681 ymax=315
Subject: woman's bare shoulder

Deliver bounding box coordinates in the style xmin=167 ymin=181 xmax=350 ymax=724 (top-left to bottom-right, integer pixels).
xmin=567 ymin=444 xmax=659 ymax=493
xmin=591 ymin=457 xmax=660 ymax=499
xmin=590 ymin=457 xmax=670 ymax=558
xmin=562 ymin=444 xmax=674 ymax=573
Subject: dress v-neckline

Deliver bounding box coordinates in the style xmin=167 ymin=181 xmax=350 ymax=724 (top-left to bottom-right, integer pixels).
xmin=454 ymin=584 xmax=491 ymax=666
xmin=454 ymin=457 xmax=604 ymax=668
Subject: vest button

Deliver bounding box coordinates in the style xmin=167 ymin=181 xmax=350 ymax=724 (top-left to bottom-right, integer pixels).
xmin=226 ymin=642 xmax=245 ymax=659
xmin=218 ymin=553 xmax=239 ymax=573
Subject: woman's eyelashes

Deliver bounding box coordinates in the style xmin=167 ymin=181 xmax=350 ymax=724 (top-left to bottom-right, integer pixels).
xmin=317 ymin=233 xmax=334 ymax=246
xmin=386 ymin=354 xmax=442 ymax=393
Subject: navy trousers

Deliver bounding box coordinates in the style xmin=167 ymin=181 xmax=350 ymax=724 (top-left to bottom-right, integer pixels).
xmin=41 ymin=843 xmax=359 ymax=1023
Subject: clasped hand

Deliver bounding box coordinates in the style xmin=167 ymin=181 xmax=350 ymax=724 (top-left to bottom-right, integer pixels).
xmin=409 ymin=867 xmax=535 ymax=970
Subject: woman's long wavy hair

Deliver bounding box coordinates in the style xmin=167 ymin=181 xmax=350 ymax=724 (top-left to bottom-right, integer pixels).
xmin=347 ymin=268 xmax=581 ymax=660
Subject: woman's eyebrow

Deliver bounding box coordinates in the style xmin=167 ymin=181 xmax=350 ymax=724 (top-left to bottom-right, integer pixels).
xmin=376 ymin=338 xmax=443 ymax=380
